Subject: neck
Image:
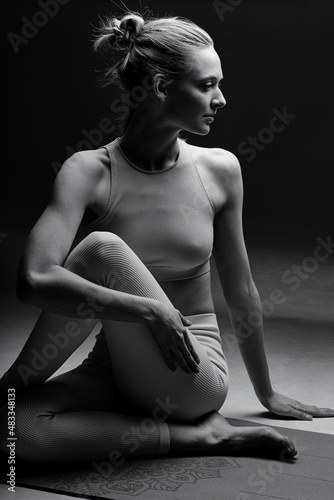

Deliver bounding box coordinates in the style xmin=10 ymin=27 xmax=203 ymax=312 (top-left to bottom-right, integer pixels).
xmin=118 ymin=106 xmax=181 ymax=172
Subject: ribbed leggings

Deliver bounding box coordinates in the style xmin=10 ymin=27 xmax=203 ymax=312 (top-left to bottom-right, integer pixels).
xmin=0 ymin=231 xmax=228 ymax=462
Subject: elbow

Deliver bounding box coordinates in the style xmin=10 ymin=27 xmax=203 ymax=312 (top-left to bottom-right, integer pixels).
xmin=16 ymin=270 xmax=42 ymax=304
xmin=223 ymin=280 xmax=258 ymax=308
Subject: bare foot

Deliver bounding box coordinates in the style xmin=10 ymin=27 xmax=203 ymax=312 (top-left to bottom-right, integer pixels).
xmin=195 ymin=411 xmax=297 ymax=458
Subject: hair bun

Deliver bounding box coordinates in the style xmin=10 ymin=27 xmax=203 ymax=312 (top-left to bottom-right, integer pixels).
xmin=93 ymin=13 xmax=144 ymax=52
xmin=119 ymin=14 xmax=144 ymax=48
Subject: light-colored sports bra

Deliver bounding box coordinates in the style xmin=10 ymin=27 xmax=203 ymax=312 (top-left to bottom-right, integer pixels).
xmin=82 ymin=138 xmax=217 ymax=282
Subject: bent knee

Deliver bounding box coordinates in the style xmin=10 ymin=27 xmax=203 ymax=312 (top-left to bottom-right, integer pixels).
xmin=64 ymin=231 xmax=128 ymax=279
xmin=69 ymin=231 xmax=127 ymax=261
xmin=84 ymin=231 xmax=124 ymax=248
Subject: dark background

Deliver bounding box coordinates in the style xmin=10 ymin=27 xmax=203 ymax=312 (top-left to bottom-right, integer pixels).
xmin=1 ymin=0 xmax=334 ymax=239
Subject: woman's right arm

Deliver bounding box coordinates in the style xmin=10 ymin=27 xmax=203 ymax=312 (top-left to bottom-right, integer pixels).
xmin=17 ymin=150 xmax=161 ymax=323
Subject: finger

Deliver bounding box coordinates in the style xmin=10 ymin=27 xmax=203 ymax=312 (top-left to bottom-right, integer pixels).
xmin=183 ymin=331 xmax=201 ymax=365
xmin=288 ymin=402 xmax=334 ymax=418
xmin=285 ymin=407 xmax=313 ymax=421
xmin=310 ymin=408 xmax=334 ymax=417
xmin=179 ymin=313 xmax=192 ymax=327
xmin=179 ymin=332 xmax=200 ymax=373
xmin=163 ymin=351 xmax=176 ymax=371
xmin=291 ymin=404 xmax=334 ymax=418
xmin=172 ymin=350 xmax=191 ymax=374
xmin=180 ymin=347 xmax=200 ymax=373
xmin=172 ymin=334 xmax=196 ymax=373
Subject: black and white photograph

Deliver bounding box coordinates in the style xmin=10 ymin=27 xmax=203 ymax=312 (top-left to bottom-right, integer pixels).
xmin=1 ymin=1 xmax=333 ymax=499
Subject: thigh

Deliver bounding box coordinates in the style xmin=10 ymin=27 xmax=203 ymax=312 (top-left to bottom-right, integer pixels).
xmin=102 ymin=314 xmax=228 ymax=422
xmin=16 ymin=361 xmax=127 ymax=416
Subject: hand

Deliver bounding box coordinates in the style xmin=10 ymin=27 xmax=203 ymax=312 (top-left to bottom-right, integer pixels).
xmin=148 ymin=303 xmax=201 ymax=374
xmin=260 ymin=390 xmax=334 ymax=420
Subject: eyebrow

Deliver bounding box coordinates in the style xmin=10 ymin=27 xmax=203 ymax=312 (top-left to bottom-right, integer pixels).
xmin=198 ymin=76 xmax=224 ymax=83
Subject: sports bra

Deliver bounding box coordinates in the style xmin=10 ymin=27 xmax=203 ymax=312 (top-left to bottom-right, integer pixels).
xmin=82 ymin=138 xmax=216 ymax=282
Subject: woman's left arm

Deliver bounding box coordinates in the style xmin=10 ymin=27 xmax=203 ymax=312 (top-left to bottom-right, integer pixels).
xmin=212 ymin=152 xmax=334 ymax=420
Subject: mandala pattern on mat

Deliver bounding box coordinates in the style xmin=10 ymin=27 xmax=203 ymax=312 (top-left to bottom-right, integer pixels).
xmin=19 ymin=455 xmax=240 ymax=497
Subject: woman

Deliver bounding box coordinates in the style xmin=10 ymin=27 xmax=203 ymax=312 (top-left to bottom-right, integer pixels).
xmin=1 ymin=12 xmax=332 ymax=463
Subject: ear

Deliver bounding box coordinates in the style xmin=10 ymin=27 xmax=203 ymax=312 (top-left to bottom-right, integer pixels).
xmin=152 ymin=73 xmax=168 ymax=102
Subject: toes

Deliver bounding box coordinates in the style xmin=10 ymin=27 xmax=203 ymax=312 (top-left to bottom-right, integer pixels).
xmin=260 ymin=427 xmax=297 ymax=458
xmin=281 ymin=436 xmax=297 ymax=458
xmin=273 ymin=433 xmax=297 ymax=459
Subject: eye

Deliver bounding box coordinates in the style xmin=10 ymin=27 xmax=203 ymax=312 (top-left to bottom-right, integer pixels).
xmin=201 ymin=81 xmax=223 ymax=92
xmin=202 ymin=82 xmax=214 ymax=91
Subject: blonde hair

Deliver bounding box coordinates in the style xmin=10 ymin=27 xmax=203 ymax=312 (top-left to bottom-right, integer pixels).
xmin=93 ymin=11 xmax=213 ymax=129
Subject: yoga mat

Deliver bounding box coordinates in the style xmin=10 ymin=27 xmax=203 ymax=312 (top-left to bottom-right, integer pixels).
xmin=1 ymin=420 xmax=333 ymax=500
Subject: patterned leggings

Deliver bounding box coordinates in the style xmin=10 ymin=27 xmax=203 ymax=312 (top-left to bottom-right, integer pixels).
xmin=0 ymin=232 xmax=228 ymax=462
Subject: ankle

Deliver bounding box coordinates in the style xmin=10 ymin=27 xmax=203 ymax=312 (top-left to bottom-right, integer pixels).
xmin=168 ymin=420 xmax=208 ymax=455
xmin=194 ymin=411 xmax=233 ymax=448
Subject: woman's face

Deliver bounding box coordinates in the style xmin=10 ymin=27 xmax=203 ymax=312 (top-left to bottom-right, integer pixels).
xmin=164 ymin=46 xmax=226 ymax=135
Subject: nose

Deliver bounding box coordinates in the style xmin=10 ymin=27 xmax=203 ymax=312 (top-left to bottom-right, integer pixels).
xmin=212 ymin=88 xmax=226 ymax=109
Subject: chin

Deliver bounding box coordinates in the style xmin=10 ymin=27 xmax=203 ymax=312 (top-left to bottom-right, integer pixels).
xmin=183 ymin=124 xmax=211 ymax=136
xmin=194 ymin=127 xmax=211 ymax=136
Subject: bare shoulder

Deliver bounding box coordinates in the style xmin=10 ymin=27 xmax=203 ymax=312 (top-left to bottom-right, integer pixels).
xmin=58 ymin=147 xmax=111 ymax=216
xmin=186 ymin=142 xmax=241 ymax=211
xmin=187 ymin=143 xmax=240 ymax=178
xmin=61 ymin=147 xmax=109 ymax=180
